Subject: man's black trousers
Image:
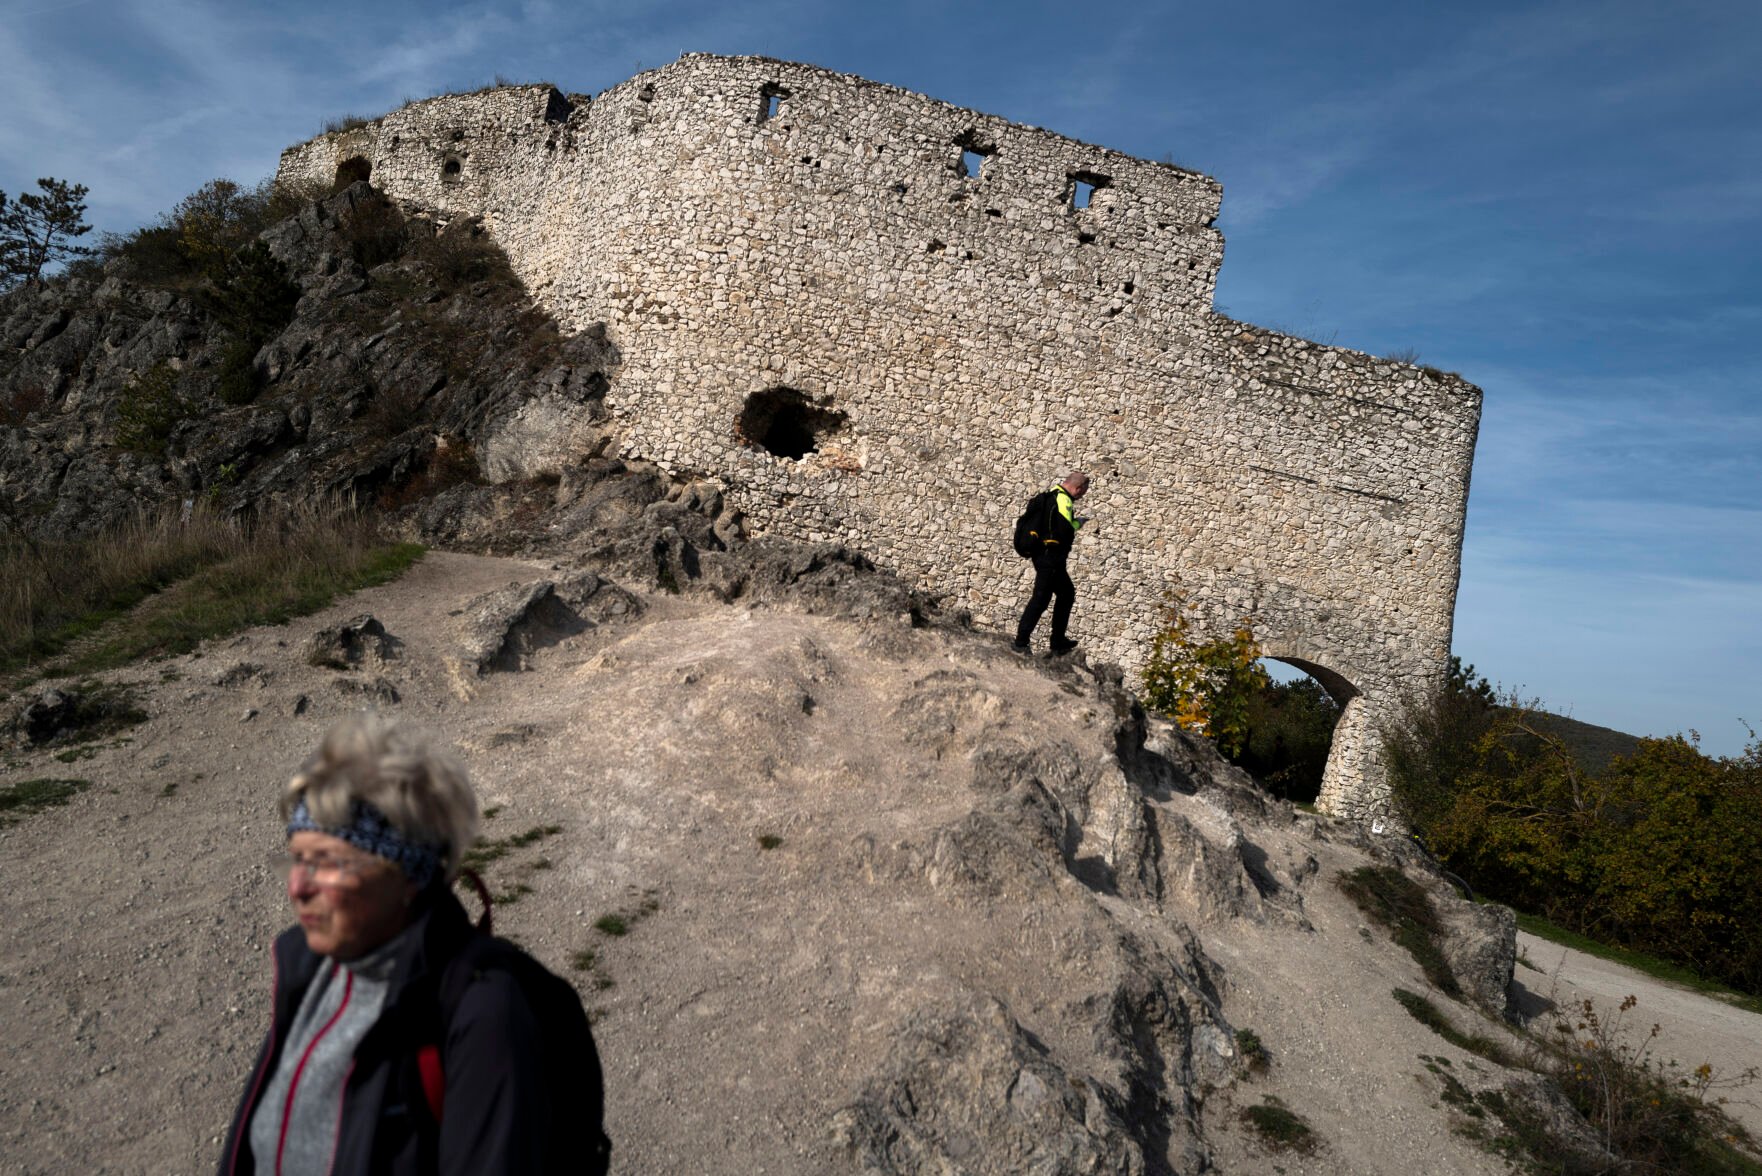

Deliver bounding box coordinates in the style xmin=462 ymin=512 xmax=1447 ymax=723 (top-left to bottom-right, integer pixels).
xmin=1015 ymin=553 xmax=1074 ymax=646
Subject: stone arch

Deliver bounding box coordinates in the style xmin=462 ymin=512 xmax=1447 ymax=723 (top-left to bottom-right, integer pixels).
xmin=1255 ymin=653 xmax=1378 ymax=814
xmin=735 ymin=387 xmax=847 ymax=460
xmin=335 ymin=156 xmax=372 ymax=188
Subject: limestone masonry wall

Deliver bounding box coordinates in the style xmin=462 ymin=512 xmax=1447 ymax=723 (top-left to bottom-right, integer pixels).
xmin=277 ymin=54 xmax=1482 ymax=819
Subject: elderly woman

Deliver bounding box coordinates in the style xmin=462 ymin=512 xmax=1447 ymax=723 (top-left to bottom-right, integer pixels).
xmin=220 ymin=716 xmax=608 ymax=1175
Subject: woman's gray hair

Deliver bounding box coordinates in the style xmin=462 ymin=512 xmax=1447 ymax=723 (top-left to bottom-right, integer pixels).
xmin=278 ymin=714 xmax=479 ymax=881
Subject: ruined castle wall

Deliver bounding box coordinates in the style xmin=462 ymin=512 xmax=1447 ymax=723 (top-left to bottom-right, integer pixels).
xmin=277 ymin=55 xmax=1482 ymax=819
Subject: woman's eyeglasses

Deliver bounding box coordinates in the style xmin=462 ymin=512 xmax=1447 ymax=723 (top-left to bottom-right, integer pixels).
xmin=274 ymin=852 xmax=377 ymax=889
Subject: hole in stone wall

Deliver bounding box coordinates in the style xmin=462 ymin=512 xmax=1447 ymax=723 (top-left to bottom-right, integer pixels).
xmin=441 ymin=157 xmax=463 ymax=181
xmin=758 ymin=82 xmax=790 ymax=124
xmin=543 ymin=89 xmax=575 ymax=124
xmin=335 ymin=156 xmax=372 ymax=187
xmin=736 ymin=387 xmax=848 ymax=461
xmin=954 ymin=129 xmax=996 ymax=179
xmin=1070 ymin=170 xmax=1112 ymax=210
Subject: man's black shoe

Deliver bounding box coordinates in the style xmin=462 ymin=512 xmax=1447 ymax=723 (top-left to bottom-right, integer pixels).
xmin=1010 ymin=640 xmax=1032 ymax=654
xmin=1049 ymin=638 xmax=1079 ymax=655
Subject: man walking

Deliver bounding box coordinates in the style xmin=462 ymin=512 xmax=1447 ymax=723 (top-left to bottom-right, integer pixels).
xmin=1013 ymin=471 xmax=1090 ymax=655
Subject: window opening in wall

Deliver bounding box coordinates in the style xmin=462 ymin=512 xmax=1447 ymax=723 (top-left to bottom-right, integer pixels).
xmin=954 ymin=129 xmax=996 ymax=179
xmin=441 ymin=157 xmax=463 ymax=181
xmin=735 ymin=388 xmax=848 ymax=461
xmin=1070 ymin=170 xmax=1112 ymax=210
xmin=757 ymin=83 xmax=790 ymax=124
xmin=335 ymin=156 xmax=372 ymax=188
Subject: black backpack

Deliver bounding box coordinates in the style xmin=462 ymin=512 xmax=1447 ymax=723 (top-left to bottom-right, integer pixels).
xmin=418 ymin=926 xmax=612 ymax=1174
xmin=1013 ymin=489 xmax=1060 ymax=558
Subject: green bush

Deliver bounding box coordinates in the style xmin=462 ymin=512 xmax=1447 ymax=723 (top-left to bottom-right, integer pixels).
xmin=1385 ymin=671 xmax=1762 ymax=996
xmin=215 ymin=337 xmax=264 ymax=406
xmin=113 ymin=362 xmax=187 ymax=455
xmin=106 ymin=176 xmax=323 ymax=290
xmin=1139 ymin=590 xmax=1268 ymax=758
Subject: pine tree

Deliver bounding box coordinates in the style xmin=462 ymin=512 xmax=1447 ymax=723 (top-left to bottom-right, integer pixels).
xmin=0 ymin=177 xmax=94 ymax=289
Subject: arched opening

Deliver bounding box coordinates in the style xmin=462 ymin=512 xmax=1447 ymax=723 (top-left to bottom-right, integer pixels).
xmin=335 ymin=156 xmax=372 ymax=188
xmin=735 ymin=387 xmax=847 ymax=461
xmin=1231 ymin=656 xmax=1355 ymax=805
xmin=441 ymin=157 xmax=463 ymax=182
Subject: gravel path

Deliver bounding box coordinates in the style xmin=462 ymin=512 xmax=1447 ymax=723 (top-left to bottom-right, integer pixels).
xmin=1513 ymin=930 xmax=1762 ymax=1138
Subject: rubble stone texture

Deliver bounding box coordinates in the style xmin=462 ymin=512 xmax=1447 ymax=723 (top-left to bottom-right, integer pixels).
xmin=277 ymin=54 xmax=1482 ymax=819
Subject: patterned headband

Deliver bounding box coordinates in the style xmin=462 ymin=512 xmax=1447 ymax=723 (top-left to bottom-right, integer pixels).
xmin=287 ymin=798 xmax=446 ymax=889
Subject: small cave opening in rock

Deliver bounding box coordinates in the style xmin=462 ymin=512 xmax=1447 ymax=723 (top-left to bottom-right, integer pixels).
xmin=736 ymin=387 xmax=847 ymax=461
xmin=335 ymin=156 xmax=372 ymax=187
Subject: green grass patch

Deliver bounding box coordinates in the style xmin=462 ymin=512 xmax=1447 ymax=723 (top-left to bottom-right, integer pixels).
xmin=3 ymin=501 xmax=423 ymax=675
xmin=1516 ymin=912 xmax=1762 ymax=1016
xmin=1240 ymin=1096 xmax=1319 ymax=1155
xmin=0 ymin=777 xmax=90 ymax=825
xmin=1394 ymin=990 xmax=1514 ymax=1065
xmin=593 ymin=914 xmax=628 ymax=937
xmin=757 ymin=833 xmax=783 ymax=850
xmin=462 ymin=823 xmax=561 ymax=870
xmin=1339 ymin=865 xmax=1460 ymax=997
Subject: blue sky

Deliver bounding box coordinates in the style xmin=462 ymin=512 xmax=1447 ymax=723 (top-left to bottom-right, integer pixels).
xmin=2 ymin=0 xmax=1757 ymax=755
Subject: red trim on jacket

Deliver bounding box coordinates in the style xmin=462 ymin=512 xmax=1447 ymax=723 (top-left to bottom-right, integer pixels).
xmin=273 ymin=969 xmax=354 ymax=1176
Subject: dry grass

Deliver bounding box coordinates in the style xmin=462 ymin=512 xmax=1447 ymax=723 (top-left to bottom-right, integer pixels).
xmin=1 ymin=499 xmax=423 ymax=675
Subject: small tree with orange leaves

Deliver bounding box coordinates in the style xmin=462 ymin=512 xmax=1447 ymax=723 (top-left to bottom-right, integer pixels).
xmin=1139 ymin=590 xmax=1268 ymax=758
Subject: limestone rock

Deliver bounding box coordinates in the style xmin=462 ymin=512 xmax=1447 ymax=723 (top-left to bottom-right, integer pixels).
xmin=832 ymin=992 xmax=1149 ymax=1176
xmin=303 ymin=614 xmax=394 ymax=670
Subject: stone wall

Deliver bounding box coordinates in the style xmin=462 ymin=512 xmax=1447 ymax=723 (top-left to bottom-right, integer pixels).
xmin=277 ymin=54 xmax=1482 ymax=819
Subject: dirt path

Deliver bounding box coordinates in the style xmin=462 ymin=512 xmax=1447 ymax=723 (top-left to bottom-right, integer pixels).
xmin=1511 ymin=931 xmax=1762 ymax=1139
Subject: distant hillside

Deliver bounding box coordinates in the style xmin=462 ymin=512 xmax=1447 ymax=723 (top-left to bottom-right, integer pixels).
xmin=1517 ymin=710 xmax=1644 ymax=775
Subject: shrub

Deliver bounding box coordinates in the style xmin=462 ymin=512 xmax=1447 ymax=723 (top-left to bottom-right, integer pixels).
xmin=410 ymin=217 xmax=518 ymax=291
xmin=214 ymin=337 xmax=264 ymax=406
xmin=199 ymin=241 xmax=300 ymax=343
xmin=1240 ymin=1097 xmax=1319 ymax=1155
xmin=1388 ymin=676 xmax=1762 ymax=996
xmin=1139 ymin=590 xmax=1268 ymax=757
xmin=340 ymin=192 xmax=406 ymax=269
xmin=106 ymin=176 xmax=322 ymax=290
xmin=113 ymin=362 xmax=187 ymax=455
xmin=1528 ymin=996 xmax=1759 ymax=1174
xmin=1 ymin=383 xmax=49 ymax=429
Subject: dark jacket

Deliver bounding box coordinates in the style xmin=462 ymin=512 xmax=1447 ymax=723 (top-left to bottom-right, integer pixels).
xmin=220 ymin=891 xmax=561 ymax=1175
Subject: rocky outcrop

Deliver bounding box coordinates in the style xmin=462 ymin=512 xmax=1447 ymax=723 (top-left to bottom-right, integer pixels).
xmin=0 ymin=183 xmax=618 ymax=541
